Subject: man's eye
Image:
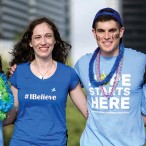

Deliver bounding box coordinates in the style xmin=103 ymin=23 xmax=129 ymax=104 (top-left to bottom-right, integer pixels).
xmin=109 ymin=29 xmax=117 ymax=33
xmin=97 ymin=30 xmax=104 ymax=33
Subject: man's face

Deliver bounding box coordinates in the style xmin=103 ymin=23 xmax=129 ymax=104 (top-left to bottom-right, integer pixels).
xmin=92 ymin=20 xmax=124 ymax=57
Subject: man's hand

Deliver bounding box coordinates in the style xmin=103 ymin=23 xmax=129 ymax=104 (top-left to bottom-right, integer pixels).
xmin=9 ymin=64 xmax=17 ymax=75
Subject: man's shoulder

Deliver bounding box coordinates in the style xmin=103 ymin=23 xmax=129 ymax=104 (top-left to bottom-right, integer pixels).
xmin=74 ymin=53 xmax=92 ymax=72
xmin=125 ymin=48 xmax=146 ymax=59
xmin=125 ymin=48 xmax=146 ymax=56
xmin=77 ymin=53 xmax=93 ymax=63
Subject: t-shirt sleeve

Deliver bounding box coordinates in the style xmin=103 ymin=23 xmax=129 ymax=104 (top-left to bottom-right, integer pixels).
xmin=74 ymin=59 xmax=84 ymax=87
xmin=141 ymin=84 xmax=146 ymax=115
xmin=69 ymin=68 xmax=79 ymax=91
xmin=141 ymin=54 xmax=146 ymax=114
xmin=74 ymin=60 xmax=80 ymax=78
xmin=9 ymin=68 xmax=18 ymax=88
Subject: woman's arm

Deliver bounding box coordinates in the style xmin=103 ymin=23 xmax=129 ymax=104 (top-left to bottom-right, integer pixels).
xmin=69 ymin=83 xmax=88 ymax=119
xmin=3 ymin=85 xmax=18 ymax=126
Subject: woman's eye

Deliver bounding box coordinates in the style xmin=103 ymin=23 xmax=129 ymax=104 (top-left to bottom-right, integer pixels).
xmin=46 ymin=35 xmax=52 ymax=38
xmin=34 ymin=36 xmax=40 ymax=40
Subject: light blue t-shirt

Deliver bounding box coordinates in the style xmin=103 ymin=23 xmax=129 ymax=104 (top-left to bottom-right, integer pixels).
xmin=143 ymin=84 xmax=146 ymax=99
xmin=142 ymin=84 xmax=146 ymax=143
xmin=9 ymin=62 xmax=79 ymax=146
xmin=75 ymin=48 xmax=146 ymax=146
xmin=142 ymin=84 xmax=146 ymax=115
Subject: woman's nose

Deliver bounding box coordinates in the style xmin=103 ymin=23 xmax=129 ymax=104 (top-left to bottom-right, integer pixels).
xmin=40 ymin=37 xmax=47 ymax=45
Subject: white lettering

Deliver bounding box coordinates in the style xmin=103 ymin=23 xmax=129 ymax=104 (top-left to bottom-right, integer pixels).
xmin=116 ymin=87 xmax=123 ymax=95
xmin=109 ymin=97 xmax=119 ymax=109
xmin=123 ymin=88 xmax=130 ymax=96
xmin=29 ymin=94 xmax=56 ymax=100
xmin=89 ymin=87 xmax=95 ymax=95
xmin=30 ymin=94 xmax=37 ymax=99
xmin=100 ymin=97 xmax=108 ymax=109
xmin=91 ymin=97 xmax=98 ymax=109
xmin=121 ymin=97 xmax=130 ymax=109
xmin=122 ymin=74 xmax=131 ymax=86
xmin=91 ymin=96 xmax=130 ymax=110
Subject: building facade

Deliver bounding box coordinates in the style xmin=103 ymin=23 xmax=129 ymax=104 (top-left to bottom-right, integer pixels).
xmin=121 ymin=0 xmax=146 ymax=54
xmin=106 ymin=0 xmax=146 ymax=54
xmin=0 ymin=0 xmax=70 ymax=41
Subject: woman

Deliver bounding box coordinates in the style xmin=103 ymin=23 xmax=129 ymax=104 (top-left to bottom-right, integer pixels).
xmin=3 ymin=17 xmax=87 ymax=146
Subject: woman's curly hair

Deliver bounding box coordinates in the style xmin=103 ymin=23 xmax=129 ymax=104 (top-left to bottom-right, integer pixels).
xmin=0 ymin=56 xmax=4 ymax=73
xmin=9 ymin=17 xmax=71 ymax=66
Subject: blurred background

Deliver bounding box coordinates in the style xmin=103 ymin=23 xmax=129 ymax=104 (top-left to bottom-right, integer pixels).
xmin=0 ymin=0 xmax=146 ymax=146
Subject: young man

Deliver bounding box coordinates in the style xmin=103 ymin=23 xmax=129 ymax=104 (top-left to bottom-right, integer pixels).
xmin=75 ymin=7 xmax=146 ymax=146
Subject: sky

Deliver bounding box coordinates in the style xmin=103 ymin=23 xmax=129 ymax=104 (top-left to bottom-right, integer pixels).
xmin=70 ymin=0 xmax=107 ymax=65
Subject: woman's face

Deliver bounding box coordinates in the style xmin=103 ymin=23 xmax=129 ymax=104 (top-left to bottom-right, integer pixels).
xmin=30 ymin=22 xmax=56 ymax=59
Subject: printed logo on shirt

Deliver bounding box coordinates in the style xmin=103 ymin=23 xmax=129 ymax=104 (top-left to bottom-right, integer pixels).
xmin=88 ymin=74 xmax=131 ymax=114
xmin=51 ymin=88 xmax=56 ymax=92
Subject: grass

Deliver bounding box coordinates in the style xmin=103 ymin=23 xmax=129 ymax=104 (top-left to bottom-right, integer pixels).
xmin=3 ymin=97 xmax=86 ymax=146
xmin=3 ymin=125 xmax=14 ymax=146
xmin=66 ymin=97 xmax=86 ymax=146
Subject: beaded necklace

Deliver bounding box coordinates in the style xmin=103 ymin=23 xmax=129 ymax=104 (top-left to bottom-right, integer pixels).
xmin=96 ymin=51 xmax=123 ymax=98
xmin=89 ymin=44 xmax=124 ymax=97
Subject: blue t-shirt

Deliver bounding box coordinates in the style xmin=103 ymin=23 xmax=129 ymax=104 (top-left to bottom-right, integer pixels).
xmin=0 ymin=122 xmax=3 ymax=146
xmin=75 ymin=48 xmax=146 ymax=146
xmin=9 ymin=62 xmax=79 ymax=146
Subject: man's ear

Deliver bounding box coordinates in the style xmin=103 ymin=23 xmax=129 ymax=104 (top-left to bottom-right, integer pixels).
xmin=120 ymin=27 xmax=125 ymax=38
xmin=92 ymin=29 xmax=97 ymax=39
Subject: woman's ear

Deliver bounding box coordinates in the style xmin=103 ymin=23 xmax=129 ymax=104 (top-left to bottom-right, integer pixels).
xmin=29 ymin=42 xmax=32 ymax=47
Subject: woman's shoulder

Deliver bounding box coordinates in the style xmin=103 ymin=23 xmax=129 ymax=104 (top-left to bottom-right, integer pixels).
xmin=16 ymin=62 xmax=30 ymax=71
xmin=17 ymin=62 xmax=29 ymax=67
xmin=57 ymin=62 xmax=76 ymax=73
